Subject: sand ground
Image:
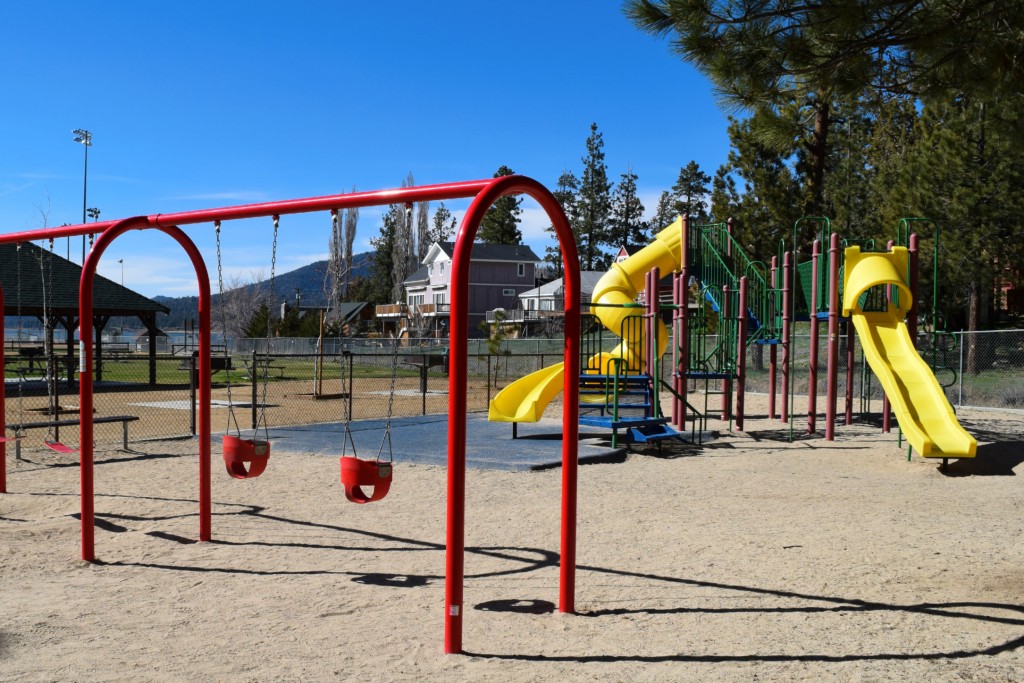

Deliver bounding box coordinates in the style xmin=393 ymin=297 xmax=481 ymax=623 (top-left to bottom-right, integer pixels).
xmin=1 ymin=393 xmax=1022 ymax=682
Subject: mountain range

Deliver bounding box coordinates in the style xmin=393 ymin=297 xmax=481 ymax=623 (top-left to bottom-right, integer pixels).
xmin=153 ymin=251 xmax=374 ymax=328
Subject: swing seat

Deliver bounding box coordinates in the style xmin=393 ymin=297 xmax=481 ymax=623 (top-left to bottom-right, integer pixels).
xmin=45 ymin=440 xmax=77 ymax=454
xmin=340 ymin=456 xmax=392 ymax=504
xmin=222 ymin=435 xmax=270 ymax=479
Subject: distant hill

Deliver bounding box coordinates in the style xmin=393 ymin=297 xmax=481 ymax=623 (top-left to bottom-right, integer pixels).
xmin=153 ymin=251 xmax=374 ymax=328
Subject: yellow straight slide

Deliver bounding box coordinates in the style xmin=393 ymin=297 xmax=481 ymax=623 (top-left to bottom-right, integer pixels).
xmin=843 ymin=247 xmax=976 ymax=459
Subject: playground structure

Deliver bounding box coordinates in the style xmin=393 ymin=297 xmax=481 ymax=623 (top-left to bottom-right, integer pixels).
xmin=0 ymin=173 xmax=978 ymax=659
xmin=489 ymin=214 xmax=976 ymax=465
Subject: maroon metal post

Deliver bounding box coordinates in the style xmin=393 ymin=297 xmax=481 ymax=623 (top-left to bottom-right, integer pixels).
xmin=721 ymin=284 xmax=731 ymax=421
xmin=781 ymin=252 xmax=792 ymax=423
xmin=674 ymin=216 xmax=690 ymax=430
xmin=826 ymin=233 xmax=841 ymax=440
xmin=646 ymin=268 xmax=660 ymax=417
xmin=736 ymin=277 xmax=748 ymax=430
xmin=808 ymin=240 xmax=820 ymax=433
xmin=769 ymin=255 xmax=778 ymax=419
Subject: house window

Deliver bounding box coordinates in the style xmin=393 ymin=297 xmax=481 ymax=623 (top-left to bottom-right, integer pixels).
xmin=503 ymin=288 xmax=516 ymax=296
xmin=429 ymin=264 xmax=433 ymax=275
xmin=439 ymin=262 xmax=445 ymax=274
xmin=434 ymin=292 xmax=445 ymax=305
xmin=517 ymin=263 xmax=526 ymax=277
xmin=541 ymin=299 xmax=555 ymax=311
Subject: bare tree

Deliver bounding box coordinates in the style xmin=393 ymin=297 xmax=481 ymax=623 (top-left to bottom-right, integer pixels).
xmin=343 ymin=202 xmax=358 ymax=299
xmin=215 ymin=271 xmax=265 ymax=339
xmin=416 ymin=198 xmax=430 ymax=262
xmin=391 ymin=174 xmax=416 ymax=303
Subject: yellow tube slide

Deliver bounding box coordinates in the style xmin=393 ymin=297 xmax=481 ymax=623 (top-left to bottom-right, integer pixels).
xmin=489 ymin=219 xmax=685 ymax=423
xmin=843 ymin=247 xmax=976 ymax=458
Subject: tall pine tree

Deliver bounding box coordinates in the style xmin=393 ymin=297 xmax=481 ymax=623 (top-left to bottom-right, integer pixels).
xmin=477 ymin=165 xmax=523 ymax=244
xmin=544 ymin=170 xmax=581 ymax=278
xmin=577 ymin=123 xmax=613 ymax=269
xmin=609 ymin=166 xmax=647 ymax=247
xmin=672 ymin=161 xmax=711 ymax=220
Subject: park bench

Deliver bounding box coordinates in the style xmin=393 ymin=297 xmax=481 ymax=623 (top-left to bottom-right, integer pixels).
xmin=242 ymin=358 xmax=286 ymax=379
xmin=5 ymin=415 xmax=140 ymax=460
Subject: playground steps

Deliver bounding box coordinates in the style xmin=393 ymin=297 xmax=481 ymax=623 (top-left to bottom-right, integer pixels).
xmin=626 ymin=422 xmax=682 ymax=443
xmin=578 ymin=414 xmax=669 ymax=431
xmin=578 ymin=374 xmax=653 ymax=411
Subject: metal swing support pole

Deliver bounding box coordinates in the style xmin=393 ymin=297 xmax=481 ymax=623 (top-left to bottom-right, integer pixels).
xmin=447 ymin=175 xmax=579 ymax=654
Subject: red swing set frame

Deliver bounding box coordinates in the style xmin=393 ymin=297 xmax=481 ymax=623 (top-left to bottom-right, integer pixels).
xmin=0 ymin=175 xmax=581 ymax=655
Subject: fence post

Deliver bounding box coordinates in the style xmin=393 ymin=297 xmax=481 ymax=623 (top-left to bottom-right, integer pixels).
xmin=190 ymin=353 xmax=197 ymax=435
xmin=958 ymin=331 xmax=964 ymax=407
xmin=251 ymin=348 xmax=258 ymax=430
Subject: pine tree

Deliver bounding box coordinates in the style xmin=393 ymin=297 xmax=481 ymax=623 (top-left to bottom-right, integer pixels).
xmin=243 ymin=300 xmax=273 ymax=339
xmin=368 ymin=205 xmax=399 ymax=305
xmin=477 ymin=165 xmax=523 ymax=244
xmin=609 ymin=166 xmax=647 ymax=248
xmin=650 ymin=190 xmax=676 ymax=232
xmin=544 ymin=170 xmax=581 ymax=278
xmin=429 ymin=202 xmax=457 ymax=244
xmin=712 ymin=114 xmax=804 ymax=264
xmin=577 ymin=123 xmax=613 ymax=269
xmin=672 ymin=161 xmax=711 ymax=220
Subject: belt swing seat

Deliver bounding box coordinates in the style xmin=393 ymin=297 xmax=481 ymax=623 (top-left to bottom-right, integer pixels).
xmin=216 ymin=218 xmax=277 ymax=480
xmin=333 ymin=209 xmax=396 ymax=504
xmin=39 ymin=238 xmax=77 ymax=455
xmin=339 ymin=336 xmax=398 ymax=503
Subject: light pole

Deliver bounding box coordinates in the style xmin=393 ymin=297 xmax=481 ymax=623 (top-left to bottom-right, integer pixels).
xmin=87 ymin=207 xmax=100 ymax=252
xmin=72 ymin=128 xmax=92 ymax=263
xmin=118 ymin=259 xmax=124 ymax=286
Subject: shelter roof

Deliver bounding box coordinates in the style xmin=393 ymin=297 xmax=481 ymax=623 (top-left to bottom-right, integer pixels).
xmin=0 ymin=242 xmax=170 ymax=317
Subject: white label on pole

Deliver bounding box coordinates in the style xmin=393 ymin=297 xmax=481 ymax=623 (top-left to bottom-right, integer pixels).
xmin=449 ymin=605 xmax=460 ymax=616
xmin=79 ymin=340 xmax=85 ymax=373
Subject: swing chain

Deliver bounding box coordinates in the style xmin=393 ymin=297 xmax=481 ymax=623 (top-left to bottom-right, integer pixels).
xmin=215 ymin=221 xmax=242 ymax=437
xmin=41 ymin=239 xmax=58 ymax=443
xmin=253 ymin=216 xmax=279 ymax=441
xmin=327 ymin=209 xmax=358 ymax=459
xmin=13 ymin=244 xmax=25 ymax=437
xmin=375 ymin=335 xmax=398 ymax=463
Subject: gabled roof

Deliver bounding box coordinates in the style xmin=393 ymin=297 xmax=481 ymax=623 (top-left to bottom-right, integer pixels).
xmin=0 ymin=242 xmax=169 ymax=317
xmin=335 ymin=301 xmax=371 ymax=322
xmin=519 ymin=272 xmax=606 ymax=299
xmin=430 ymin=242 xmax=541 ymax=263
xmin=403 ymin=264 xmax=430 ymax=285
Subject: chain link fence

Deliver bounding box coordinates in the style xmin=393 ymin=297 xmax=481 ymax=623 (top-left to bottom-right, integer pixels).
xmin=6 ymin=328 xmax=1021 ymax=455
xmin=736 ymin=327 xmax=1024 ymax=414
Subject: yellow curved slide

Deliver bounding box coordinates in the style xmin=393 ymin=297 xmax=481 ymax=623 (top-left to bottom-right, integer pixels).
xmin=843 ymin=247 xmax=976 ymax=459
xmin=488 ymin=218 xmax=685 ymax=422
xmin=488 ymin=363 xmax=565 ymax=422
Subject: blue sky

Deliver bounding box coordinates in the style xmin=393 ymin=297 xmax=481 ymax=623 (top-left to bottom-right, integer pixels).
xmin=1 ymin=1 xmax=730 ymax=297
